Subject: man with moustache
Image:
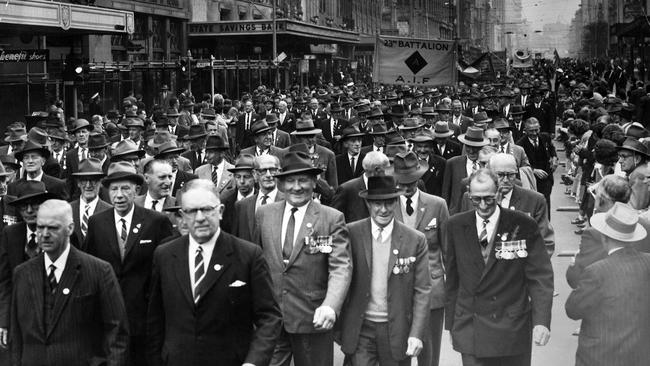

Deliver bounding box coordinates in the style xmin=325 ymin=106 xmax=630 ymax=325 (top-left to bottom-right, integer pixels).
xmin=10 ymin=200 xmax=129 ymax=366
xmin=335 ymin=127 xmax=366 ymax=185
xmin=233 ymin=155 xmax=284 ymax=242
xmin=254 ymin=151 xmax=352 ymax=366
xmin=69 ymin=159 xmax=112 ymax=249
xmin=0 ymin=181 xmax=55 ymax=359
xmin=85 ymin=162 xmax=173 ymax=365
xmin=135 ymin=159 xmax=176 ymax=214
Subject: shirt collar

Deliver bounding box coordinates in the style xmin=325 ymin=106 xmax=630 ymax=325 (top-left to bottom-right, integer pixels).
xmin=27 ymin=171 xmax=44 ymax=181
xmin=371 ymin=218 xmax=394 ymax=241
xmin=44 ymin=242 xmax=71 ymax=274
xmin=81 ymin=195 xmax=99 ymax=207
xmin=114 ymin=204 xmax=135 ymax=222
xmin=237 ymin=190 xmax=253 ymax=201
xmin=259 ymin=188 xmax=278 ymax=203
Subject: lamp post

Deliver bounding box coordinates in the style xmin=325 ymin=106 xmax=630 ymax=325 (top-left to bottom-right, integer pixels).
xmin=272 ymin=0 xmax=278 ymax=88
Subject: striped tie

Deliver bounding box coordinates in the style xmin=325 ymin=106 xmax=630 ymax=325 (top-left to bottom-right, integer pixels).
xmin=479 ymin=219 xmax=489 ymax=248
xmin=81 ymin=204 xmax=90 ymax=240
xmin=119 ymin=218 xmax=127 ymax=259
xmin=194 ymin=246 xmax=205 ymax=302
xmin=47 ymin=264 xmax=57 ymax=294
xmin=211 ymin=166 xmax=219 ymax=186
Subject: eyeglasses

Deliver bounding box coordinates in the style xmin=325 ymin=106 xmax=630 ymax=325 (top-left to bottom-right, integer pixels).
xmin=469 ymin=195 xmax=497 ymax=205
xmin=618 ymin=153 xmax=634 ymax=159
xmin=495 ymin=172 xmax=517 ymax=179
xmin=181 ymin=204 xmax=220 ymax=217
xmin=256 ymin=168 xmax=279 ymax=174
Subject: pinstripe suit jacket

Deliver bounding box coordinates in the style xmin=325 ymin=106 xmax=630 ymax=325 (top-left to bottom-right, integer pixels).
xmin=10 ymin=247 xmax=129 ymax=366
xmin=566 ymin=247 xmax=650 ymax=366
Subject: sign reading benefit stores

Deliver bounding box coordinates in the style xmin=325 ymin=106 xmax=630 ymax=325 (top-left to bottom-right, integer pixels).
xmin=374 ymin=37 xmax=455 ymax=86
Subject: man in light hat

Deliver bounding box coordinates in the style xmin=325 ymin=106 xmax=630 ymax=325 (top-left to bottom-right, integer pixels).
xmin=0 ymin=180 xmax=56 ymax=352
xmin=289 ymin=115 xmax=339 ymax=190
xmin=0 ymin=122 xmax=27 ymax=157
xmin=335 ymin=127 xmax=366 ymax=185
xmin=239 ymin=120 xmax=285 ymax=159
xmin=432 ymin=121 xmax=462 ymax=160
xmin=124 ymin=118 xmax=147 ymax=150
xmin=566 ymin=202 xmax=650 ymax=366
xmin=85 ymin=161 xmax=173 ymax=366
xmin=194 ymin=135 xmax=234 ymax=194
xmin=445 ymin=168 xmax=553 ymax=366
xmin=339 ymin=175 xmax=430 ymax=366
xmin=69 ymin=158 xmax=112 ymax=247
xmin=441 ymin=127 xmax=489 ymax=215
xmin=254 ymin=151 xmax=351 ymax=366
xmin=391 ymin=152 xmax=449 ymax=366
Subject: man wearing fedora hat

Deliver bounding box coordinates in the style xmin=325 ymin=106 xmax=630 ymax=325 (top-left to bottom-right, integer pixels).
xmin=409 ymin=129 xmax=446 ymax=197
xmin=441 ymin=127 xmax=490 ymax=215
xmin=194 ymin=135 xmax=235 ymax=194
xmin=432 ymin=121 xmax=462 ymax=160
xmin=360 ymin=124 xmax=388 ymax=155
xmin=318 ymin=102 xmax=349 ymax=149
xmin=8 ymin=139 xmax=68 ymax=202
xmin=0 ymin=122 xmax=27 ymax=157
xmin=155 ymin=141 xmax=199 ymax=197
xmin=445 ymin=168 xmax=553 ymax=366
xmin=265 ymin=114 xmax=292 ymax=149
xmin=0 ymin=180 xmax=57 ymax=352
xmin=48 ymin=129 xmax=69 ymax=179
xmin=24 ymin=126 xmax=63 ymax=180
xmin=239 ymin=120 xmax=286 ymax=159
xmin=289 ymin=116 xmax=339 ymax=190
xmin=181 ymin=125 xmax=209 ymax=171
xmin=509 ymin=105 xmax=526 ymax=142
xmin=85 ymin=161 xmax=173 ymax=366
xmin=391 ymin=152 xmax=449 ymax=366
xmin=339 ymin=175 xmax=431 ymax=366
xmin=335 ymin=127 xmax=366 ymax=185
xmin=253 ymin=151 xmax=351 ymax=366
xmin=65 ymin=119 xmax=94 ymax=181
xmin=566 ymin=202 xmax=650 ymax=366
xmin=69 ymin=158 xmax=112 ymax=248
xmin=220 ymin=154 xmax=257 ymax=233
xmin=524 ymin=90 xmax=554 ymax=134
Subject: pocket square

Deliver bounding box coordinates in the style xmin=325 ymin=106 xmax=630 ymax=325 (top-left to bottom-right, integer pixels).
xmin=425 ymin=218 xmax=437 ymax=230
xmin=229 ymin=280 xmax=247 ymax=287
xmin=139 ymin=239 xmax=152 ymax=245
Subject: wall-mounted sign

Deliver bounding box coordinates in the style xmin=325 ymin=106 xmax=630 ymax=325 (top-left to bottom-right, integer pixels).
xmin=189 ymin=21 xmax=285 ymax=35
xmin=0 ymin=49 xmax=49 ymax=63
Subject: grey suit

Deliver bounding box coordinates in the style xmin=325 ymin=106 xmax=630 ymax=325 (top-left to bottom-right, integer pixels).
xmin=194 ymin=162 xmax=235 ymax=194
xmin=233 ymin=191 xmax=284 ymax=242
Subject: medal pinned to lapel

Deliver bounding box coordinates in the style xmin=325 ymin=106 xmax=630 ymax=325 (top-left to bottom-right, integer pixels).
xmin=133 ymin=223 xmax=142 ymax=234
xmin=214 ymin=264 xmax=222 ymax=272
xmin=62 ymin=288 xmax=70 ymax=295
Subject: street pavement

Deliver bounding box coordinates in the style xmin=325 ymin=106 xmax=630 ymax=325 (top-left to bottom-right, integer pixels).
xmin=333 ymin=140 xmax=583 ymax=365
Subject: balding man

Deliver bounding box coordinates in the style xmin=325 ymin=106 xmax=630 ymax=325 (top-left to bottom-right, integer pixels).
xmin=11 ymin=200 xmax=129 ymax=366
xmin=332 ymin=152 xmax=391 ymax=222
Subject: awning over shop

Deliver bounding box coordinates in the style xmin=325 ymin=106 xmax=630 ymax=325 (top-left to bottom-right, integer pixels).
xmin=614 ymin=16 xmax=650 ymax=38
xmin=189 ymin=19 xmax=360 ymax=44
xmin=0 ymin=0 xmax=134 ymax=34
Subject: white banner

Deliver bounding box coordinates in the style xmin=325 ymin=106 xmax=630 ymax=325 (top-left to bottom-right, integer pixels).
xmin=373 ymin=36 xmax=456 ymax=86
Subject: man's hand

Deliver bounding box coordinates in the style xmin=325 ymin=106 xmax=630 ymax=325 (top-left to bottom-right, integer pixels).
xmin=533 ymin=325 xmax=550 ymax=346
xmin=313 ymin=305 xmax=336 ymax=330
xmin=0 ymin=327 xmax=7 ymax=349
xmin=533 ymin=169 xmax=549 ymax=179
xmin=405 ymin=337 xmax=423 ymax=357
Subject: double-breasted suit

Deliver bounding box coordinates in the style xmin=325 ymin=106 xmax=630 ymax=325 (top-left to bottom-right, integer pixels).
xmin=340 ymin=219 xmax=431 ymax=360
xmin=146 ymin=232 xmax=282 ymax=366
xmin=84 ymin=205 xmax=173 ymax=363
xmin=444 ymin=208 xmax=553 ymax=359
xmin=10 ymin=247 xmax=129 ymax=366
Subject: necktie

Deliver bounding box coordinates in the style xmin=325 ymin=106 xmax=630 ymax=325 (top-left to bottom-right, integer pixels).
xmin=211 ymin=166 xmax=219 ymax=185
xmin=282 ymin=207 xmax=298 ymax=263
xmin=119 ymin=218 xmax=127 ymax=258
xmin=246 ymin=113 xmax=251 ymax=130
xmin=26 ymin=233 xmax=38 ymax=258
xmin=194 ymin=245 xmax=205 ymax=302
xmin=151 ymin=200 xmax=159 ymax=211
xmin=532 ymin=139 xmax=538 ymax=148
xmin=479 ymin=219 xmax=489 ymax=248
xmin=81 ymin=204 xmax=90 ymax=239
xmin=197 ymin=151 xmax=202 ymax=165
xmin=261 ymin=195 xmax=269 ymax=205
xmin=500 ymin=145 xmax=506 ymax=153
xmin=350 ymin=157 xmax=355 ymax=172
xmin=47 ymin=264 xmax=57 ymax=294
xmin=81 ymin=148 xmax=87 ymax=161
xmin=376 ymin=226 xmax=383 ymax=242
xmin=406 ymin=197 xmax=414 ymax=216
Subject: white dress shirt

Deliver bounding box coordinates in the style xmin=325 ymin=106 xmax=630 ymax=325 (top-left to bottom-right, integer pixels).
xmin=80 ymin=196 xmax=100 ymax=219
xmin=26 ymin=171 xmax=44 ymax=181
xmin=44 ymin=242 xmax=71 ymax=282
xmin=281 ymin=201 xmax=310 ymax=249
xmin=371 ymin=217 xmax=394 ymax=242
xmin=500 ymin=190 xmax=513 ymax=209
xmin=475 ymin=206 xmax=500 ymax=243
xmin=466 ymin=158 xmax=477 ymax=177
xmin=188 ymin=229 xmax=219 ymax=289
xmin=144 ymin=193 xmax=166 ymax=212
xmin=256 ymin=189 xmax=279 ymax=211
xmin=237 ymin=191 xmax=253 ymax=202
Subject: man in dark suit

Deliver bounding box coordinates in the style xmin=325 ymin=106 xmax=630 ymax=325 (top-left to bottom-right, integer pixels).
xmin=8 ymin=140 xmax=68 ymax=201
xmin=566 ymin=202 xmax=650 ymax=366
xmin=410 ymin=129 xmax=446 ymax=197
xmin=332 ymin=151 xmax=390 ymax=223
xmin=441 ymin=127 xmax=489 ymax=215
xmin=180 ymin=125 xmax=208 ymax=171
xmin=0 ymin=162 xmax=18 ymax=232
xmin=85 ymin=161 xmax=173 ymax=365
xmin=239 ymin=120 xmax=286 ymax=159
xmin=155 ymin=141 xmax=198 ymax=197
xmin=276 ymin=100 xmax=296 ymax=133
xmin=237 ymin=100 xmax=259 ymax=149
xmin=146 ymin=179 xmax=282 ymax=366
xmin=391 ymin=154 xmax=449 ymax=366
xmin=69 ymin=158 xmax=112 ymax=248
xmin=335 ymin=127 xmax=366 ymax=186
xmin=524 ymin=91 xmax=554 ymax=134
xmin=48 ymin=129 xmax=68 ymax=179
xmin=516 ymin=118 xmax=558 ymax=217
xmin=135 ymin=159 xmax=175 ymax=212
xmin=64 ymin=119 xmax=94 ymax=199
xmin=432 ymin=122 xmax=462 ymax=160
xmin=10 ymin=199 xmax=129 ymax=366
xmin=445 ymin=169 xmax=553 ymax=365
xmin=318 ymin=103 xmax=348 ymax=150
xmin=233 ymin=155 xmax=284 ymax=242
xmin=266 ymin=114 xmax=292 ymax=149
xmin=254 ymin=151 xmax=352 ymax=366
xmin=0 ymin=181 xmax=55 ymax=359
xmin=451 ymin=100 xmax=474 ymax=134
xmin=289 ymin=116 xmax=339 ymax=190
xmin=509 ymin=105 xmax=526 ymax=142
xmin=340 ymin=175 xmax=431 ymax=366
xmin=220 ymin=154 xmax=256 ymax=234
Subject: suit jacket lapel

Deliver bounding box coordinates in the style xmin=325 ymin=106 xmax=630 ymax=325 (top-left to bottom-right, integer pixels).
xmin=47 ymin=248 xmax=81 ymax=337
xmin=27 ymin=256 xmax=46 ymax=336
xmin=462 ymin=214 xmax=485 ymax=272
xmin=195 ymin=233 xmax=233 ymax=304
xmin=288 ymin=201 xmax=319 ymax=267
xmin=415 ymin=195 xmax=427 ymax=228
xmin=124 ymin=206 xmax=144 ymax=259
xmin=508 ymin=187 xmax=521 ymax=208
xmin=172 ymin=238 xmax=194 ymax=307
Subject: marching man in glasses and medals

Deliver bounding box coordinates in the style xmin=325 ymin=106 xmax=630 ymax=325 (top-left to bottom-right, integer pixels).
xmin=444 ymin=168 xmax=554 ymax=366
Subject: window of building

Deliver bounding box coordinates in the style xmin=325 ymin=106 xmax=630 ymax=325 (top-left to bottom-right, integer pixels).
xmin=221 ymin=8 xmax=231 ymax=21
